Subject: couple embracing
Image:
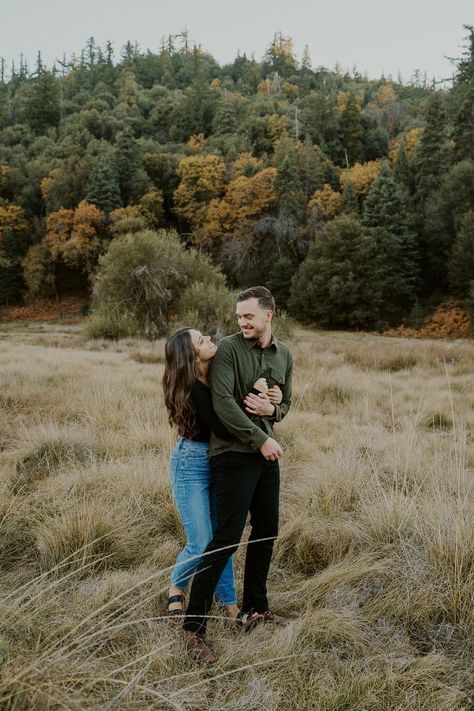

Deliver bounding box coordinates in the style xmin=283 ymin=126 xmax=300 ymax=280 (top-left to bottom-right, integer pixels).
xmin=162 ymin=286 xmax=293 ymax=664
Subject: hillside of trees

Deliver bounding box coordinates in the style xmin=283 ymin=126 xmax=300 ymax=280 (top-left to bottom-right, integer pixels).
xmin=0 ymin=28 xmax=473 ymax=329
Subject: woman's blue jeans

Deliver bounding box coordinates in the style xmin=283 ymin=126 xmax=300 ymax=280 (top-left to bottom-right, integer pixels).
xmin=169 ymin=438 xmax=237 ymax=606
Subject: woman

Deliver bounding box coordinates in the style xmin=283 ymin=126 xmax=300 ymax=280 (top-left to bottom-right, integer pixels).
xmin=162 ymin=327 xmax=281 ymax=621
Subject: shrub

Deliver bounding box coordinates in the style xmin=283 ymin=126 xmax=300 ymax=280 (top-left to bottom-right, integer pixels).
xmin=86 ymin=229 xmax=227 ymax=339
xmin=175 ymin=282 xmax=239 ymax=336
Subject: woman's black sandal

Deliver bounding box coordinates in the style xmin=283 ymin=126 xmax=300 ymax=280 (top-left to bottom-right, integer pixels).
xmin=166 ymin=593 xmax=185 ymax=622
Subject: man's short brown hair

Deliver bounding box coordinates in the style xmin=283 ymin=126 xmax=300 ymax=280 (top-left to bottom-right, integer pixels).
xmin=237 ymin=286 xmax=275 ymax=312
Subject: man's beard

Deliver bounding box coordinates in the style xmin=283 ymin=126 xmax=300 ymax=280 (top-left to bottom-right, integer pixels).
xmin=242 ymin=324 xmax=265 ymax=339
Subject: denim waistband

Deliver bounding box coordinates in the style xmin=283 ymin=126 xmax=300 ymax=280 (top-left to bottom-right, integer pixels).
xmin=175 ymin=438 xmax=209 ymax=452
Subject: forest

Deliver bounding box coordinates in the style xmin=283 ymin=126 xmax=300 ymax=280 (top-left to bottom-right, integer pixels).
xmin=0 ymin=27 xmax=473 ymax=330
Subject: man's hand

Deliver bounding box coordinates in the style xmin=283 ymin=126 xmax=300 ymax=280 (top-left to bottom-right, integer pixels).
xmin=259 ymin=437 xmax=283 ymax=461
xmin=267 ymin=385 xmax=283 ymax=405
xmin=243 ymin=392 xmax=275 ymax=417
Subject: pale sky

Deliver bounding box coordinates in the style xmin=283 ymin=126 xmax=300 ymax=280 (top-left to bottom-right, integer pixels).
xmin=1 ymin=0 xmax=472 ymax=82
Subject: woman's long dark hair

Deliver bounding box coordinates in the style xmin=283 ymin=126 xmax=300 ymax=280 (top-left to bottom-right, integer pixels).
xmin=162 ymin=327 xmax=199 ymax=439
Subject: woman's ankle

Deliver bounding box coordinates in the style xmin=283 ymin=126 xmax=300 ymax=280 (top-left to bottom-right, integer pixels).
xmin=224 ymin=603 xmax=239 ymax=619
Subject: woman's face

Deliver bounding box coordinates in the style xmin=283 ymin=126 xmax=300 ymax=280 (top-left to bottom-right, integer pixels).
xmin=189 ymin=329 xmax=217 ymax=362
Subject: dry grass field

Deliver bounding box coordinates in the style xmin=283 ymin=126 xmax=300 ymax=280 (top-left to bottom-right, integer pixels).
xmin=0 ymin=322 xmax=473 ymax=710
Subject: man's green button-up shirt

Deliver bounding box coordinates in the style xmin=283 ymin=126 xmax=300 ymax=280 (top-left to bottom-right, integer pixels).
xmin=209 ymin=331 xmax=293 ymax=457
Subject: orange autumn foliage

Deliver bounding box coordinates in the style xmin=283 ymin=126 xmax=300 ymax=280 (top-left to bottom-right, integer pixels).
xmin=231 ymin=153 xmax=262 ymax=178
xmin=203 ymin=167 xmax=277 ymax=240
xmin=308 ymin=184 xmax=343 ymax=220
xmin=340 ymin=161 xmax=380 ymax=196
xmin=187 ymin=133 xmax=207 ymax=153
xmin=40 ymin=168 xmax=62 ymax=203
xmin=0 ymin=204 xmax=28 ymax=242
xmin=45 ymin=201 xmax=103 ymax=267
xmin=384 ymin=300 xmax=473 ymax=339
xmin=389 ymin=127 xmax=423 ymax=161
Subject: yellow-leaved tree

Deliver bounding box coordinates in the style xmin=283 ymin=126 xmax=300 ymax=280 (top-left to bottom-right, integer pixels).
xmin=203 ymin=167 xmax=278 ymax=241
xmin=340 ymin=161 xmax=381 ymax=197
xmin=44 ymin=201 xmax=103 ymax=269
xmin=0 ymin=203 xmax=29 ymax=267
xmin=173 ymin=155 xmax=226 ymax=229
xmin=308 ymin=184 xmax=343 ymax=220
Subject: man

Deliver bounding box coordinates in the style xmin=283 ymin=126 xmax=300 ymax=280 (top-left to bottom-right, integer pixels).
xmin=183 ymin=286 xmax=293 ymax=664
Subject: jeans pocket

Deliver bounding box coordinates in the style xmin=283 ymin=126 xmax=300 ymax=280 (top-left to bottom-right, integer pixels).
xmin=184 ymin=444 xmax=209 ymax=460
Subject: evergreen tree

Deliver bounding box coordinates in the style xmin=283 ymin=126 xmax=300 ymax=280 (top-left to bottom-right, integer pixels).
xmin=453 ymin=77 xmax=474 ymax=161
xmin=362 ymin=161 xmax=418 ymax=313
xmin=363 ymin=162 xmax=407 ymax=235
xmin=423 ymin=159 xmax=474 ymax=290
xmin=393 ymin=142 xmax=413 ymax=193
xmin=339 ymin=92 xmax=363 ymax=166
xmin=297 ymin=138 xmax=339 ymax=199
xmin=415 ymin=93 xmax=448 ymax=203
xmin=448 ymin=210 xmax=474 ymax=297
xmin=24 ymin=71 xmax=60 ymax=133
xmin=288 ymin=216 xmax=385 ymax=327
xmin=341 ymin=180 xmax=359 ymax=215
xmin=274 ymin=136 xmax=304 ymax=220
xmin=212 ymin=98 xmax=238 ymax=135
xmin=184 ymin=47 xmax=217 ymax=136
xmin=114 ymin=129 xmax=143 ymax=205
xmin=266 ymin=256 xmax=295 ymax=310
xmin=86 ymin=154 xmax=122 ymax=212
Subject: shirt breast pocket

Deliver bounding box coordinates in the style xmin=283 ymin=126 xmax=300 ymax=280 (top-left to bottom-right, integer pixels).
xmin=269 ymin=368 xmax=285 ymax=387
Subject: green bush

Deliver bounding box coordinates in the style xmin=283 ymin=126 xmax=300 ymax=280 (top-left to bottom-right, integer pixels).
xmin=86 ymin=229 xmax=227 ymax=339
xmin=83 ymin=310 xmax=137 ymax=341
xmin=271 ymin=311 xmax=295 ymax=342
xmin=175 ymin=282 xmax=239 ymax=336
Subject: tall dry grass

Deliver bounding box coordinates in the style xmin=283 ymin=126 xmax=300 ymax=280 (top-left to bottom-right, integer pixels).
xmin=0 ymin=323 xmax=473 ymax=709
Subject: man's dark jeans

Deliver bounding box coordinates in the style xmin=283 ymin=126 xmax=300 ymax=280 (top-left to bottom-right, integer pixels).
xmin=183 ymin=450 xmax=280 ymax=634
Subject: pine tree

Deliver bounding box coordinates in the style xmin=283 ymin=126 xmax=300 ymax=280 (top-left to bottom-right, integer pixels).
xmin=448 ymin=210 xmax=474 ymax=297
xmin=288 ymin=215 xmax=385 ymax=327
xmin=25 ymin=70 xmax=60 ymax=133
xmin=114 ymin=129 xmax=142 ymax=205
xmin=304 ymin=83 xmax=341 ymax=161
xmin=363 ymin=162 xmax=407 ymax=235
xmin=267 ymin=256 xmax=295 ymax=310
xmin=274 ymin=136 xmax=304 ymax=220
xmin=423 ymin=159 xmax=474 ymax=290
xmin=297 ymin=137 xmax=338 ymax=200
xmin=415 ymin=93 xmax=448 ymax=203
xmin=212 ymin=99 xmax=237 ymax=135
xmin=393 ymin=142 xmax=413 ymax=193
xmin=362 ymin=161 xmax=418 ymax=314
xmin=453 ymin=76 xmax=474 ymax=161
xmin=339 ymin=92 xmax=363 ymax=166
xmin=341 ymin=180 xmax=359 ymax=215
xmin=86 ymin=154 xmax=122 ymax=212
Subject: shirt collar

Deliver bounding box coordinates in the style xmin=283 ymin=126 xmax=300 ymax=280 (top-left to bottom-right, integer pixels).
xmin=240 ymin=332 xmax=279 ymax=351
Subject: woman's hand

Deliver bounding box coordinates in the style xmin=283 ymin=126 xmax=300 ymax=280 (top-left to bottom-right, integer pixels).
xmin=243 ymin=391 xmax=275 ymax=417
xmin=267 ymin=385 xmax=283 ymax=405
xmin=253 ymin=377 xmax=268 ymax=393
